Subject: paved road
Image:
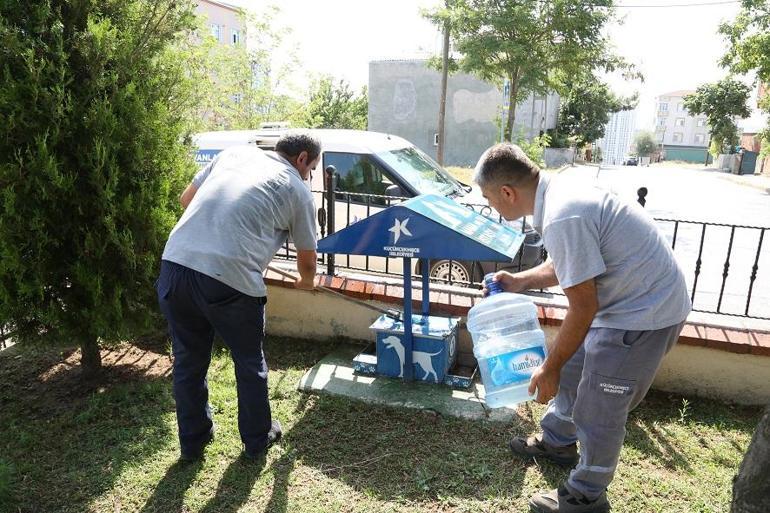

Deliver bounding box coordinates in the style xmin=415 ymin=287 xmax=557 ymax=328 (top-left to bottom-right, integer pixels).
xmin=560 ymin=164 xmax=770 ymax=320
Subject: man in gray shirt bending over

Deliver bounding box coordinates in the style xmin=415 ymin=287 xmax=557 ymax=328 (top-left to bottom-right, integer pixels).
xmin=157 ymin=132 xmax=320 ymax=461
xmin=476 ymin=143 xmax=691 ymax=513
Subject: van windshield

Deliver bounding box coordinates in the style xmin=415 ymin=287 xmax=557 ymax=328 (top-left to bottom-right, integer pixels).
xmin=375 ymin=146 xmax=465 ymax=196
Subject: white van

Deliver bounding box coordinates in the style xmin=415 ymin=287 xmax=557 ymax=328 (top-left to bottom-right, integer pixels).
xmin=192 ymin=129 xmax=544 ymax=283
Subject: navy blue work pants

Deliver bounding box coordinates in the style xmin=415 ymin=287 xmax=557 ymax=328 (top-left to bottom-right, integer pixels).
xmin=156 ymin=260 xmax=271 ymax=455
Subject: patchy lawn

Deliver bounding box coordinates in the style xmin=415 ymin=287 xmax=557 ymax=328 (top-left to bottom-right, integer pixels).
xmin=0 ymin=338 xmax=760 ymax=513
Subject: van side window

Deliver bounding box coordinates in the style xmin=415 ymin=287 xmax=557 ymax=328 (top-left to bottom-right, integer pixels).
xmin=324 ymin=152 xmax=394 ymax=206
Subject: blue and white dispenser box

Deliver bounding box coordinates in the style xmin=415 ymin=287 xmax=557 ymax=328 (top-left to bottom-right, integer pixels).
xmin=371 ymin=314 xmax=459 ymax=383
xmin=316 ymin=194 xmax=528 ymax=388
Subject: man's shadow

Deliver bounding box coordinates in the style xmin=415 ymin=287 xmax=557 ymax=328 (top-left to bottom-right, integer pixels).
xmin=198 ymin=455 xmax=268 ymax=513
xmin=139 ymin=459 xmax=203 ymax=513
xmin=139 ymin=455 xmax=267 ymax=513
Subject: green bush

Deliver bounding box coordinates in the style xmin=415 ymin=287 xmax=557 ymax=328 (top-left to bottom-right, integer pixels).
xmin=0 ymin=1 xmax=199 ymax=375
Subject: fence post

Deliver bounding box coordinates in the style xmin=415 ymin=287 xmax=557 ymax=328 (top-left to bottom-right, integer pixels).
xmin=325 ymin=165 xmax=337 ymax=276
xmin=637 ymin=187 xmax=648 ymax=208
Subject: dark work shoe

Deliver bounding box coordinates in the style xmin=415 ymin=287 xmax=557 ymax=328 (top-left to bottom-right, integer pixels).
xmin=529 ymin=486 xmax=610 ymax=513
xmin=179 ymin=424 xmax=216 ymax=462
xmin=243 ymin=420 xmax=282 ymax=460
xmin=510 ymin=433 xmax=579 ymax=467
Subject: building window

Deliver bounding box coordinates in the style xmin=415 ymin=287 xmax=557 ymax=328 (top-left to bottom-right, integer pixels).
xmin=677 ymin=103 xmax=685 ymax=112
xmin=232 ymin=93 xmax=243 ymax=104
xmin=211 ymin=24 xmax=221 ymax=41
xmin=673 ymin=132 xmax=684 ymax=143
xmin=694 ymin=133 xmax=706 ymax=144
xmin=675 ymin=118 xmax=685 ymax=127
xmin=433 ymin=133 xmax=439 ymax=146
xmin=657 ymin=117 xmax=666 ymax=126
xmin=231 ymin=29 xmax=241 ymax=45
xmin=658 ymin=102 xmax=668 ymax=111
xmin=697 ymin=118 xmax=707 ymax=127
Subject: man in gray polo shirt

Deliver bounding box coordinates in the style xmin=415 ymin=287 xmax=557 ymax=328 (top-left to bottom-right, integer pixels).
xmin=157 ymin=132 xmax=320 ymax=461
xmin=475 ymin=143 xmax=691 ymax=513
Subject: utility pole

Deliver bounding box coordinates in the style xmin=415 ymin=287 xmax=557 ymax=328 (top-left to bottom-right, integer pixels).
xmin=436 ymin=16 xmax=450 ymax=166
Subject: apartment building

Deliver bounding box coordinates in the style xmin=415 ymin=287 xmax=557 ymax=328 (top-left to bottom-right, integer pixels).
xmin=653 ymin=90 xmax=711 ymax=162
xmin=195 ymin=0 xmax=244 ymax=46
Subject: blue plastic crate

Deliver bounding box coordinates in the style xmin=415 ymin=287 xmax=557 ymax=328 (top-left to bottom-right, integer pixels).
xmin=371 ymin=314 xmax=460 ymax=383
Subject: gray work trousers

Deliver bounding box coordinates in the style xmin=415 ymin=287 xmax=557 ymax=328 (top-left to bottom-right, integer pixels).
xmin=540 ymin=321 xmax=685 ymax=500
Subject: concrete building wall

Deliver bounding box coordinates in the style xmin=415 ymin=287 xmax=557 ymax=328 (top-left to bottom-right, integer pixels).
xmin=654 ymin=90 xmax=710 ymax=148
xmin=597 ymin=109 xmax=637 ymax=165
xmin=368 ymin=60 xmax=559 ymax=167
xmin=195 ymin=0 xmax=244 ymax=45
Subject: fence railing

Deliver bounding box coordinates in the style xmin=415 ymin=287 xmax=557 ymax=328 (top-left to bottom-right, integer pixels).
xmin=275 ymin=187 xmax=770 ymax=321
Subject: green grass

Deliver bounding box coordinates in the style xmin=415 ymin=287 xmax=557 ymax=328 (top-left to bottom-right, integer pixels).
xmin=0 ymin=338 xmax=761 ymax=513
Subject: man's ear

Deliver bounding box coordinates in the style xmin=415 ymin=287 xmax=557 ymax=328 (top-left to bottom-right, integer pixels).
xmin=500 ymin=184 xmax=517 ymax=203
xmin=297 ymin=150 xmax=309 ymax=167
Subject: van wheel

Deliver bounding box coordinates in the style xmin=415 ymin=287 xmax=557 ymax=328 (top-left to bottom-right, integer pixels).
xmin=428 ymin=260 xmax=479 ymax=285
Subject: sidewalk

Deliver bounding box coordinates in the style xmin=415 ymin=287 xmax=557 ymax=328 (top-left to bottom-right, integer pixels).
xmin=714 ymin=170 xmax=770 ymax=192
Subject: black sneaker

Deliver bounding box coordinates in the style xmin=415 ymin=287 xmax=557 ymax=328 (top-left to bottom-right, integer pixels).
xmin=243 ymin=420 xmax=282 ymax=460
xmin=179 ymin=425 xmax=216 ymax=462
xmin=529 ymin=486 xmax=610 ymax=513
xmin=509 ymin=433 xmax=579 ymax=467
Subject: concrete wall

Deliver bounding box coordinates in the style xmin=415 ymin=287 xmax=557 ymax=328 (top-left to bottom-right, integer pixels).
xmin=266 ymin=282 xmax=770 ymax=405
xmin=717 ymin=154 xmax=741 ymax=173
xmin=544 ymin=148 xmax=574 ymax=168
xmin=368 ymin=60 xmax=559 ymax=167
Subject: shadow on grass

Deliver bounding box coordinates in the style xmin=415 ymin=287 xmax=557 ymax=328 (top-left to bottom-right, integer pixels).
xmin=0 ymin=344 xmax=177 ymax=513
xmin=139 ymin=460 xmax=203 ymax=513
xmin=197 ymin=456 xmax=267 ymax=513
xmin=625 ymin=390 xmax=762 ymax=472
xmin=261 ymin=393 xmax=545 ymax=510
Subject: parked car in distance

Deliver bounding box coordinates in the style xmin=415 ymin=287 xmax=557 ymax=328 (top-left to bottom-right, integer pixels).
xmin=624 ymin=156 xmax=638 ymax=166
xmin=191 ymin=129 xmax=545 ymax=284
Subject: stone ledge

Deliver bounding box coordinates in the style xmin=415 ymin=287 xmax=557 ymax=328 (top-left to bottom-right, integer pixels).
xmin=264 ymin=269 xmax=770 ymax=357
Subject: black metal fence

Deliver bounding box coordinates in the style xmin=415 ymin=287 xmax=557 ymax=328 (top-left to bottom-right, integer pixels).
xmin=275 ymin=188 xmax=770 ymax=321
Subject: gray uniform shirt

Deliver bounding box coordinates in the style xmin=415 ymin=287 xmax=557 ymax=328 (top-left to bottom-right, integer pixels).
xmin=532 ymin=174 xmax=691 ymax=330
xmin=162 ymin=146 xmax=317 ymax=297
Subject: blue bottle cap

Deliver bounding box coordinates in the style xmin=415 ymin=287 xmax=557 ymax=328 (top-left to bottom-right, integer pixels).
xmin=484 ymin=273 xmax=504 ymax=296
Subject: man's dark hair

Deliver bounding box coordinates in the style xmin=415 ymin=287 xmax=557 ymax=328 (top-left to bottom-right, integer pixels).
xmin=275 ymin=131 xmax=322 ymax=162
xmin=473 ymin=143 xmax=540 ymax=189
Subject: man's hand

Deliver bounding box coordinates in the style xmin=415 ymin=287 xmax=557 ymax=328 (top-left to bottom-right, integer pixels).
xmin=482 ymin=261 xmax=558 ymax=296
xmin=483 ymin=270 xmax=528 ymax=296
xmin=528 ymin=364 xmax=561 ymax=404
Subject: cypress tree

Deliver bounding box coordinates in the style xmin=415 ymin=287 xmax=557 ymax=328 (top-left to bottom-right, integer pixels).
xmin=0 ymin=0 xmax=198 ymax=376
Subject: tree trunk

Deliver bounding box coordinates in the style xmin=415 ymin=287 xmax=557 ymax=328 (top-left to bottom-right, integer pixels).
xmin=80 ymin=335 xmax=102 ymax=378
xmin=504 ymin=78 xmax=517 ymax=142
xmin=436 ymin=17 xmax=450 ymax=166
xmin=732 ymin=406 xmax=770 ymax=513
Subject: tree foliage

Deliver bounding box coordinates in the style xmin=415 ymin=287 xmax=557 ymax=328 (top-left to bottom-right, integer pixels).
xmin=555 ymin=79 xmax=638 ymax=146
xmin=291 ymin=77 xmax=368 ymax=130
xmin=633 ymin=131 xmax=657 ymax=157
xmin=0 ymin=0 xmax=199 ymax=375
xmin=720 ymin=0 xmax=770 ymax=157
xmin=683 ymin=78 xmax=751 ymax=155
xmin=189 ymin=6 xmax=301 ymax=130
xmin=424 ymin=0 xmax=633 ymax=141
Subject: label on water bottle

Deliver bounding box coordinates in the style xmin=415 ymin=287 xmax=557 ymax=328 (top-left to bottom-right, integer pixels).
xmin=487 ymin=345 xmax=546 ymax=387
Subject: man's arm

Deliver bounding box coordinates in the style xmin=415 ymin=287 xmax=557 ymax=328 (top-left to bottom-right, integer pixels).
xmin=492 ymin=260 xmax=559 ymax=293
xmin=528 ymin=277 xmax=599 ymax=403
xmin=295 ymin=249 xmax=317 ymax=290
xmin=180 ymin=183 xmax=198 ymax=209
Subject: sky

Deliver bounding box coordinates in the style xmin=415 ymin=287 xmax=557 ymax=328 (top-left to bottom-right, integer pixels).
xmin=225 ymin=0 xmax=749 ymax=130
